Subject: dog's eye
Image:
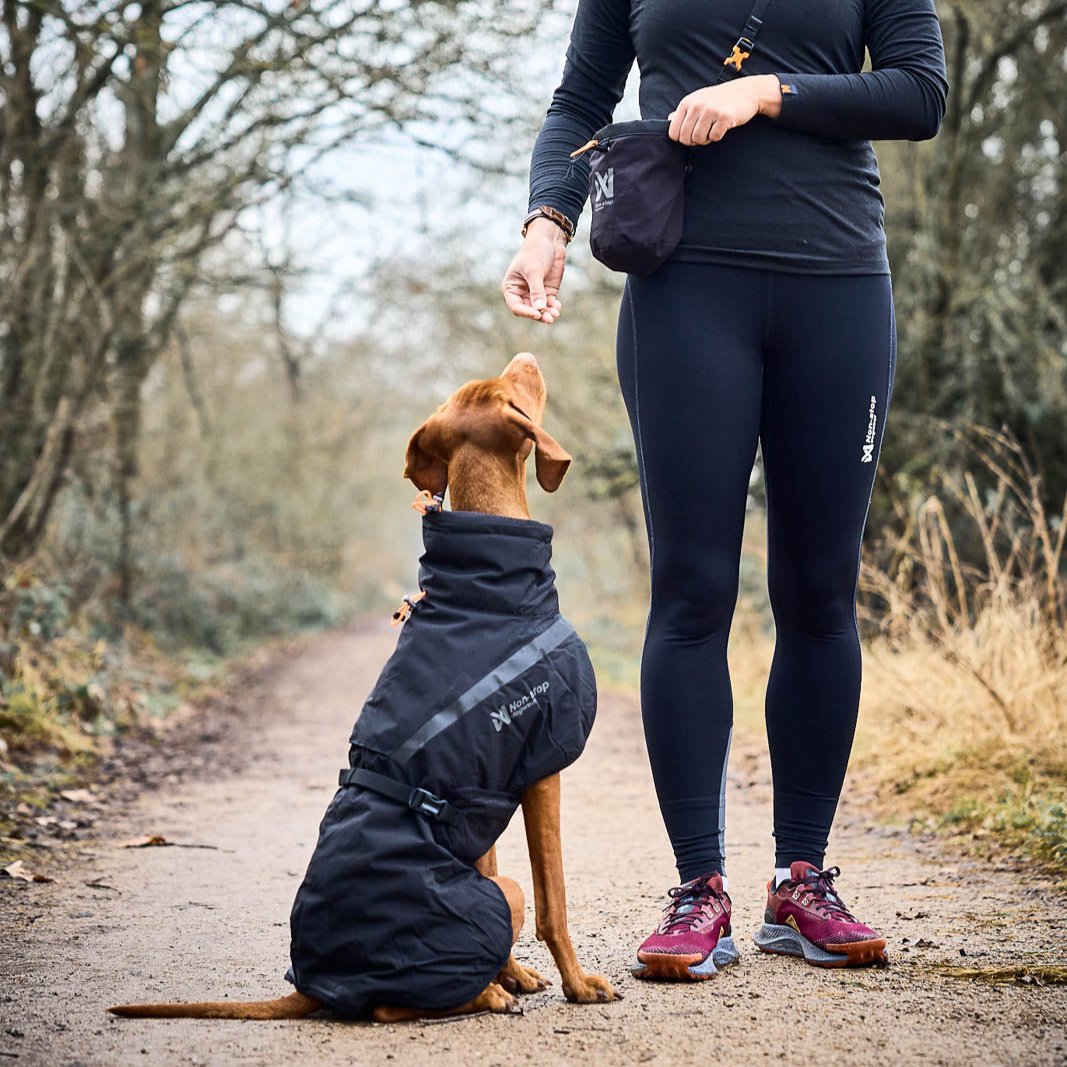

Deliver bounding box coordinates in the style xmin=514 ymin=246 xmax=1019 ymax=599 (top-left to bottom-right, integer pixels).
xmin=507 ymin=400 xmax=533 ymax=422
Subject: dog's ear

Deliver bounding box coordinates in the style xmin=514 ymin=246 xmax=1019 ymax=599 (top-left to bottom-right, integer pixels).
xmin=403 ymin=415 xmax=449 ymax=495
xmin=529 ymin=423 xmax=572 ymax=492
xmin=506 ymin=408 xmax=572 ymax=492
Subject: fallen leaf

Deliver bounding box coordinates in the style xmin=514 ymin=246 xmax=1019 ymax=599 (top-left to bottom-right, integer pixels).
xmin=116 ymin=834 xmax=169 ymax=848
xmin=3 ymin=861 xmax=54 ymax=883
xmin=113 ymin=834 xmax=218 ymax=850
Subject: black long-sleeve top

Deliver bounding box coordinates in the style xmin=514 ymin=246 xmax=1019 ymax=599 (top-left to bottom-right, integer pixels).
xmin=527 ymin=0 xmax=949 ymax=274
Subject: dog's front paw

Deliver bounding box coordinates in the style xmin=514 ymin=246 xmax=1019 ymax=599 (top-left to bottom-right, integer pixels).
xmin=497 ymin=957 xmax=550 ymax=995
xmin=563 ymin=973 xmax=617 ymax=1004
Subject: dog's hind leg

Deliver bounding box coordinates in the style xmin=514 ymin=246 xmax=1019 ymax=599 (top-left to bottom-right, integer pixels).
xmin=497 ymin=956 xmax=550 ymax=994
xmin=476 ymin=849 xmax=550 ymax=994
xmin=493 ymin=873 xmax=525 ymax=939
xmin=370 ymin=874 xmax=529 ymax=1022
xmin=370 ymin=982 xmax=518 ymax=1023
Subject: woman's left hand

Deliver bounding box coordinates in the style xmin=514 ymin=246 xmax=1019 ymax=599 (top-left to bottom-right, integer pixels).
xmin=668 ymin=74 xmax=782 ymax=145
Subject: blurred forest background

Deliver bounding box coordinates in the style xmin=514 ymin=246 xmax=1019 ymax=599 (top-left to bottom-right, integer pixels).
xmin=0 ymin=0 xmax=1064 ymax=873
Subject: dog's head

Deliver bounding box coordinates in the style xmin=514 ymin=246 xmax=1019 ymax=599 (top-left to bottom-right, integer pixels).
xmin=403 ymin=353 xmax=571 ymax=496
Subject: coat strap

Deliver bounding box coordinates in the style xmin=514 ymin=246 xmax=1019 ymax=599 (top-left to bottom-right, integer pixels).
xmin=338 ymin=766 xmax=459 ymax=825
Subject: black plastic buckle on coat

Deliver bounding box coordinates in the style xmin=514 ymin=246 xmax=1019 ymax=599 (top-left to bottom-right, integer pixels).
xmin=408 ymin=787 xmax=448 ymax=819
xmin=338 ymin=766 xmax=458 ymax=825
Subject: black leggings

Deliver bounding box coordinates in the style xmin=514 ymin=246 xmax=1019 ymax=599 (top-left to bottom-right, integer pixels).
xmin=616 ymin=261 xmax=896 ymax=882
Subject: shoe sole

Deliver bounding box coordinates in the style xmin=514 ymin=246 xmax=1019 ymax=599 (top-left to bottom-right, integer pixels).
xmin=753 ymin=923 xmax=889 ymax=968
xmin=632 ymin=935 xmax=740 ymax=981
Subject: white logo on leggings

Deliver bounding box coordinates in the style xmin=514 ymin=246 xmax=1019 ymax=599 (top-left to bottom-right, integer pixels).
xmin=594 ymin=167 xmax=614 ymax=205
xmin=861 ymin=395 xmax=878 ymax=463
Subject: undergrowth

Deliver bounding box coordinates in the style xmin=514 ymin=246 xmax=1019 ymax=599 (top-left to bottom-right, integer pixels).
xmin=856 ymin=424 xmax=1067 ymax=878
xmin=721 ymin=425 xmax=1066 ymax=879
xmin=0 ymin=550 xmax=346 ymax=845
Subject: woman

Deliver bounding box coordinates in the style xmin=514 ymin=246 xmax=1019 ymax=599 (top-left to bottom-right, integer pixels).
xmin=501 ymin=0 xmax=947 ymax=978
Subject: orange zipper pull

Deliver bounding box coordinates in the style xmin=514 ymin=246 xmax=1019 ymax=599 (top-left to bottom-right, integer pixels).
xmin=569 ymin=138 xmax=599 ymax=159
xmin=411 ymin=490 xmax=444 ymax=515
xmin=391 ymin=590 xmax=427 ymax=627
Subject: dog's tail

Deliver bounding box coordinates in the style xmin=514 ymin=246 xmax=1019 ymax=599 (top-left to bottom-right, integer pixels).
xmin=108 ymin=991 xmax=322 ymax=1020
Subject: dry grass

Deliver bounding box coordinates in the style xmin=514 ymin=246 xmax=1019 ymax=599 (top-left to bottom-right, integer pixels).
xmin=855 ymin=423 xmax=1067 ymax=874
xmin=720 ymin=425 xmax=1067 ymax=875
xmin=857 ymin=600 xmax=1067 ymax=872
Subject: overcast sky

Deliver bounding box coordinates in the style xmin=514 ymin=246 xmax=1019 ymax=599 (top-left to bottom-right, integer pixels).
xmin=271 ymin=0 xmax=641 ymax=338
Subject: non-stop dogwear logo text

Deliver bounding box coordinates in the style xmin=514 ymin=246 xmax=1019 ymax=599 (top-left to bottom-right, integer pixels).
xmin=489 ymin=681 xmax=550 ymax=732
xmin=861 ymin=395 xmax=878 ymax=463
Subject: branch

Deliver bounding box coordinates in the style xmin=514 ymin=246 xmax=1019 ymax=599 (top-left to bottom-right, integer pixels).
xmin=964 ymin=1 xmax=1067 ymax=117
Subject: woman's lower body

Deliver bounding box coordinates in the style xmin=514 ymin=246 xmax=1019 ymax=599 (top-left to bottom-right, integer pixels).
xmin=617 ymin=261 xmax=895 ymax=976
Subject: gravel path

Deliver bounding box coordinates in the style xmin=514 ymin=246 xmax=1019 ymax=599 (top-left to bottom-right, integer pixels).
xmin=2 ymin=623 xmax=1064 ymax=1066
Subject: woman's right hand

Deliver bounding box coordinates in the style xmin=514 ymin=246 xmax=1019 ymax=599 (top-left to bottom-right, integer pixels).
xmin=501 ymin=218 xmax=568 ymax=325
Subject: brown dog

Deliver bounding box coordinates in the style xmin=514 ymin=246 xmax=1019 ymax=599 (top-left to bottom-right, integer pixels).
xmin=109 ymin=352 xmax=615 ymax=1021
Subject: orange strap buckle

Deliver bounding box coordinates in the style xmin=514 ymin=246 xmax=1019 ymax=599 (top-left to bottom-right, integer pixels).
xmin=723 ymin=42 xmax=750 ymax=71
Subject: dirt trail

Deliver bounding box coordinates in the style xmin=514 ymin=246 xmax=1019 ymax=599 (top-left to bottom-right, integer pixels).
xmin=2 ymin=623 xmax=1065 ymax=1067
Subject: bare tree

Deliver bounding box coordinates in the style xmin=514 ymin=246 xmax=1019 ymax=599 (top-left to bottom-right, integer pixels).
xmin=0 ymin=0 xmax=540 ymax=602
xmin=879 ymin=0 xmax=1067 ymax=507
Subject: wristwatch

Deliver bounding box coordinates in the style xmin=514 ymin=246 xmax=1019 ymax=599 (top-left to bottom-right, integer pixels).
xmin=521 ymin=205 xmax=576 ymax=243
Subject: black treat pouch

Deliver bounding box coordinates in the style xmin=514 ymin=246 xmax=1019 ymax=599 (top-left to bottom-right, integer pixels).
xmin=566 ymin=0 xmax=776 ymax=276
xmin=572 ymin=120 xmax=689 ymax=277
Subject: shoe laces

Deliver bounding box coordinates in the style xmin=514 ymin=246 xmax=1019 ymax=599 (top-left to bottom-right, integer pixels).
xmin=793 ymin=865 xmax=856 ymax=922
xmin=659 ymin=875 xmax=726 ymax=933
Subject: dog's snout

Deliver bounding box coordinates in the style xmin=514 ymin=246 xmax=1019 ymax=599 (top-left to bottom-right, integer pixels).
xmin=505 ymin=352 xmax=540 ymax=376
xmin=503 ymin=352 xmax=545 ymax=394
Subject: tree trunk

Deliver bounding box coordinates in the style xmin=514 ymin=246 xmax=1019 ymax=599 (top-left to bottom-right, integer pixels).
xmin=110 ymin=0 xmax=164 ymax=610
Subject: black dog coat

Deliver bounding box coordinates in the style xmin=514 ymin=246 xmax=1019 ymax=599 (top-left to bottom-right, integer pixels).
xmin=286 ymin=509 xmax=597 ymax=1017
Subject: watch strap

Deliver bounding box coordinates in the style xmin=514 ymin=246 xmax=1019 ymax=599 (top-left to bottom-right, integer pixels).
xmin=522 ymin=205 xmax=575 ymax=243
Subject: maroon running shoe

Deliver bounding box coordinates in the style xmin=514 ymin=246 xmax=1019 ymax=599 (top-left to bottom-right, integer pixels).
xmin=754 ymin=861 xmax=888 ymax=967
xmin=633 ymin=872 xmax=740 ymax=981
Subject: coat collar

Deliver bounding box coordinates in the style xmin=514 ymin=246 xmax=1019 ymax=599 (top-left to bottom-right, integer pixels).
xmin=418 ymin=510 xmax=560 ymax=617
